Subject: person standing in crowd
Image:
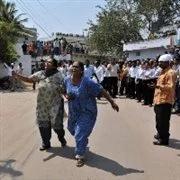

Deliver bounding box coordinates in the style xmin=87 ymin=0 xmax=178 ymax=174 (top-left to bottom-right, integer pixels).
xmin=153 ymin=54 xmax=176 ymax=146
xmin=106 ymin=59 xmax=119 ymax=98
xmin=31 ymin=62 xmax=40 ymax=90
xmin=84 ymin=59 xmax=99 ymax=82
xmin=21 ymin=41 xmax=28 ymax=55
xmin=142 ymin=61 xmax=152 ymax=105
xmin=12 ymin=58 xmax=67 ymax=150
xmin=146 ymin=60 xmax=157 ymax=107
xmin=135 ymin=61 xmax=144 ymax=102
xmin=101 ymin=61 xmax=109 ymax=91
xmin=16 ymin=63 xmax=23 ymax=75
xmin=93 ymin=60 xmax=104 ymax=85
xmin=172 ymin=54 xmax=180 ymax=114
xmin=53 ymin=38 xmax=60 ymax=55
xmin=128 ymin=60 xmax=138 ymax=99
xmin=125 ymin=61 xmax=132 ymax=98
xmin=64 ymin=61 xmax=119 ymax=167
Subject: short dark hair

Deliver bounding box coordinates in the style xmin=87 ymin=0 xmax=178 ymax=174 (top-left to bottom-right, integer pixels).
xmin=51 ymin=59 xmax=58 ymax=68
xmin=77 ymin=61 xmax=84 ymax=72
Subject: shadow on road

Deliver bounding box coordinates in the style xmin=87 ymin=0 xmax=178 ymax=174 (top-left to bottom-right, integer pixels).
xmin=44 ymin=146 xmax=144 ymax=176
xmin=0 ymin=159 xmax=23 ymax=178
xmin=168 ymin=138 xmax=180 ymax=150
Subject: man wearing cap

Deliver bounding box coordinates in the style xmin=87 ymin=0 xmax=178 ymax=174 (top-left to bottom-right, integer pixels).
xmin=153 ymin=54 xmax=176 ymax=146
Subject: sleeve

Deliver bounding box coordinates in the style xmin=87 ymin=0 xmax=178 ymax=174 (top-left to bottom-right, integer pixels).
xmin=63 ymin=77 xmax=68 ymax=93
xmin=29 ymin=71 xmax=43 ymax=81
xmin=87 ymin=78 xmax=103 ymax=97
xmin=159 ymin=71 xmax=176 ymax=91
xmin=55 ymin=72 xmax=66 ymax=93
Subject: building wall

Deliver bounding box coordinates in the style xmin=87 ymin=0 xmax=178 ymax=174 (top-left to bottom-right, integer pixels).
xmin=127 ymin=47 xmax=166 ymax=60
xmin=15 ymin=43 xmax=32 ymax=76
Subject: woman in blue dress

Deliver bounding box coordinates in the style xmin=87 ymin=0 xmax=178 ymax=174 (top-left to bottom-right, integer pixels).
xmin=64 ymin=61 xmax=119 ymax=167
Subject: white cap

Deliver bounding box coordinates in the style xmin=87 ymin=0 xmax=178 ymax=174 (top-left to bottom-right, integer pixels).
xmin=158 ymin=54 xmax=173 ymax=62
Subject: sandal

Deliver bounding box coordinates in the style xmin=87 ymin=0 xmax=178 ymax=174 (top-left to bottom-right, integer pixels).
xmin=76 ymin=158 xmax=85 ymax=167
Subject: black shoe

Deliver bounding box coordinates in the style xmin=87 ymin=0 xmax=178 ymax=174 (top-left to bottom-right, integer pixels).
xmin=39 ymin=145 xmax=51 ymax=151
xmin=60 ymin=138 xmax=67 ymax=147
xmin=154 ymin=134 xmax=160 ymax=140
xmin=153 ymin=140 xmax=169 ymax=146
xmin=76 ymin=158 xmax=85 ymax=167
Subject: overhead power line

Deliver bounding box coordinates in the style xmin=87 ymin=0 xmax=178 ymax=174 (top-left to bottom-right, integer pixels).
xmin=16 ymin=0 xmax=51 ymax=38
xmin=36 ymin=0 xmax=71 ymax=33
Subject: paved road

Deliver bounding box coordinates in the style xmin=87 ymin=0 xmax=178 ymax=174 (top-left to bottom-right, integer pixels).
xmin=0 ymin=91 xmax=180 ymax=180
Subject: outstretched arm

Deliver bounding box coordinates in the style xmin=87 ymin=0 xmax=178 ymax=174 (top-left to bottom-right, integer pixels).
xmin=100 ymin=89 xmax=119 ymax=112
xmin=12 ymin=71 xmax=37 ymax=84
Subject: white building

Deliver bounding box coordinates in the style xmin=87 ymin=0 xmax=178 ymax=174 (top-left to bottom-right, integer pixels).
xmin=14 ymin=28 xmax=37 ymax=76
xmin=123 ymin=36 xmax=176 ymax=60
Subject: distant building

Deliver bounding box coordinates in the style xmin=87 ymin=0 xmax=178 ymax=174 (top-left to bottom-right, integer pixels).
xmin=123 ymin=35 xmax=177 ymax=60
xmin=15 ymin=28 xmax=38 ymax=76
xmin=55 ymin=32 xmax=86 ymax=45
xmin=18 ymin=28 xmax=37 ymax=43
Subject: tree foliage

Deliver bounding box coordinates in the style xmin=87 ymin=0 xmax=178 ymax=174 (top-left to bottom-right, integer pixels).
xmin=0 ymin=0 xmax=32 ymax=63
xmin=88 ymin=0 xmax=143 ymax=56
xmin=88 ymin=0 xmax=180 ymax=56
xmin=135 ymin=0 xmax=180 ymax=37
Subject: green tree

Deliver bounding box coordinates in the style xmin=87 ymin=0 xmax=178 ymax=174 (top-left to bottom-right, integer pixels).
xmin=89 ymin=0 xmax=143 ymax=55
xmin=0 ymin=0 xmax=33 ymax=63
xmin=88 ymin=0 xmax=143 ymax=56
xmin=88 ymin=0 xmax=180 ymax=56
xmin=135 ymin=0 xmax=180 ymax=38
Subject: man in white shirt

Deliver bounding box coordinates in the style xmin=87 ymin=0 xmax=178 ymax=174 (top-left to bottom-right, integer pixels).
xmin=93 ymin=60 xmax=104 ymax=84
xmin=84 ymin=59 xmax=99 ymax=82
xmin=107 ymin=59 xmax=119 ymax=98
xmin=128 ymin=61 xmax=138 ymax=99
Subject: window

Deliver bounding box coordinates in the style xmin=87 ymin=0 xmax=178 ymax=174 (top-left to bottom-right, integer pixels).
xmin=136 ymin=51 xmax=141 ymax=56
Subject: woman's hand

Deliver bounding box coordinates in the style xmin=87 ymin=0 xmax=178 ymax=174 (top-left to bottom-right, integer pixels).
xmin=64 ymin=93 xmax=75 ymax=101
xmin=110 ymin=101 xmax=119 ymax=112
xmin=101 ymin=89 xmax=119 ymax=112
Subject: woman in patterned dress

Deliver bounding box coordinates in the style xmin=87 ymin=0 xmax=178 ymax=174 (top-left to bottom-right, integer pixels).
xmin=13 ymin=58 xmax=66 ymax=151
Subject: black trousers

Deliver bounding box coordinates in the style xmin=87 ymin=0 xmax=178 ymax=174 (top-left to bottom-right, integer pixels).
xmin=129 ymin=77 xmax=135 ymax=98
xmin=39 ymin=98 xmax=65 ymax=147
xmin=119 ymin=77 xmax=127 ymax=95
xmin=142 ymin=80 xmax=149 ymax=105
xmin=126 ymin=77 xmax=131 ymax=97
xmin=136 ymin=79 xmax=143 ymax=102
xmin=154 ymin=103 xmax=172 ymax=142
xmin=107 ymin=77 xmax=118 ymax=98
xmin=102 ymin=77 xmax=109 ymax=91
xmin=39 ymin=124 xmax=65 ymax=147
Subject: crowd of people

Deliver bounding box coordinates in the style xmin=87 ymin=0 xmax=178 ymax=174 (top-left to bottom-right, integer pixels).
xmin=1 ymin=46 xmax=180 ymax=167
xmin=50 ymin=52 xmax=180 ymax=115
xmin=0 ymin=62 xmax=24 ymax=91
xmin=21 ymin=37 xmax=88 ymax=58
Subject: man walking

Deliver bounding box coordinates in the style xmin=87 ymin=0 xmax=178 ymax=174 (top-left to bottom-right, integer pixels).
xmin=153 ymin=54 xmax=176 ymax=146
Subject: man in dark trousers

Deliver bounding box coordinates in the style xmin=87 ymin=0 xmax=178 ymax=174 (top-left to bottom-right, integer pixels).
xmin=153 ymin=54 xmax=176 ymax=146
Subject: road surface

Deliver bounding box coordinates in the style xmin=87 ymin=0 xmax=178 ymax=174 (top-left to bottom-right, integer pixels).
xmin=0 ymin=90 xmax=180 ymax=180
